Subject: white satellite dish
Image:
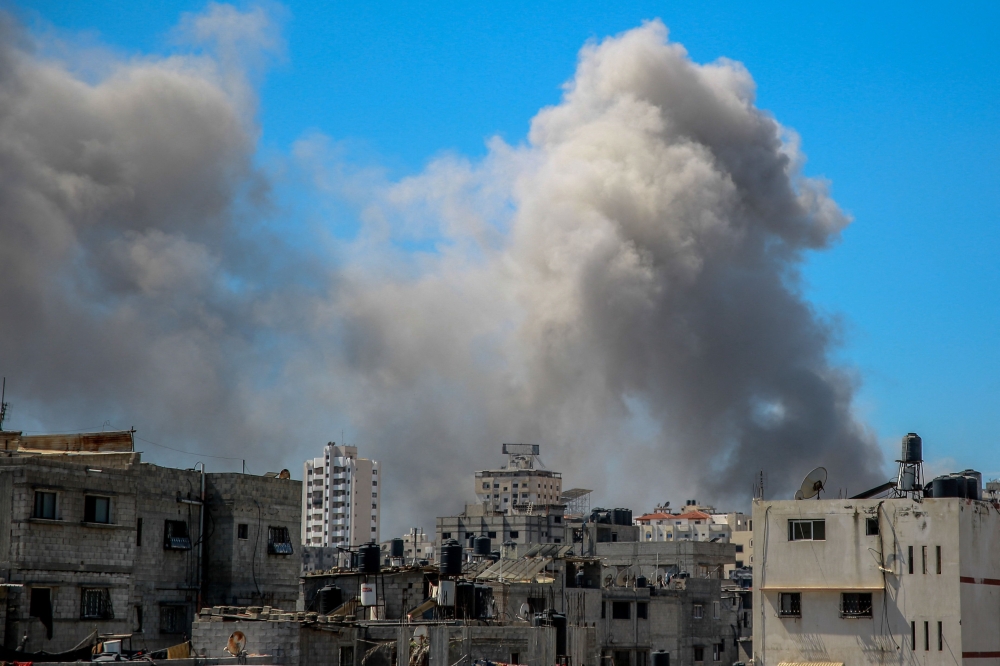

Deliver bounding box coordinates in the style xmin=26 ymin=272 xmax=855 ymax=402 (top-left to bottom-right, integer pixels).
xmin=517 ymin=603 xmax=530 ymax=620
xmin=795 ymin=466 xmax=828 ymax=500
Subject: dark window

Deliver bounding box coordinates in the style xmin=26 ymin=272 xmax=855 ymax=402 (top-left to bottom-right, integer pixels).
xmin=135 ymin=604 xmax=143 ymax=633
xmin=29 ymin=588 xmax=53 ymax=639
xmin=238 ymin=523 xmax=249 ymax=540
xmin=554 ymin=516 xmax=562 ymax=524
xmin=601 ymin=601 xmax=606 ymax=619
xmin=613 ymin=651 xmax=631 ymax=666
xmin=909 ymin=546 xmax=914 ymax=574
xmin=788 ymin=519 xmax=825 ymax=541
xmin=778 ymin=592 xmax=801 ymax=617
xmin=694 ymin=647 xmax=704 ymax=663
xmin=911 ymin=621 xmax=916 ymax=648
xmin=341 ymin=646 xmax=355 ymax=666
xmin=510 ymin=654 xmax=519 ymax=665
xmin=160 ymin=604 xmax=187 ymax=634
xmin=713 ymin=644 xmax=721 ymax=662
xmin=840 ymin=593 xmax=872 ymax=617
xmin=488 ymin=531 xmax=497 ymax=538
xmin=510 ymin=531 xmax=519 ymax=539
xmin=268 ymin=526 xmax=293 ymax=554
xmin=612 ymin=601 xmax=631 ymax=619
xmin=938 ymin=621 xmax=943 ymax=650
xmin=136 ymin=517 xmax=143 ymax=546
xmin=81 ymin=588 xmax=114 ymax=619
xmin=84 ymin=495 xmax=111 ymax=524
xmin=637 ymin=602 xmax=648 ymax=619
xmin=866 ymin=518 xmax=879 ymax=536
xmin=636 ymin=651 xmax=647 ymax=666
xmin=164 ymin=520 xmax=192 ymax=550
xmin=442 ymin=532 xmax=451 ymax=539
xmin=936 ymin=546 xmax=942 ymax=574
xmin=735 ymin=544 xmax=744 ymax=553
xmin=693 ymin=604 xmax=704 ymax=619
xmin=611 ymin=531 xmax=618 ymax=542
xmin=924 ymin=621 xmax=929 ymax=651
xmin=528 ymin=597 xmax=546 ymax=614
xmin=33 ymin=491 xmax=56 ymax=519
xmin=922 ymin=545 xmax=928 ymax=574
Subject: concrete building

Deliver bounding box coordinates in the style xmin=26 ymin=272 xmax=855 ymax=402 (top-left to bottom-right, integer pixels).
xmin=636 ymin=510 xmax=731 ymax=543
xmin=0 ymin=429 xmax=301 ymax=654
xmin=752 ymin=488 xmax=1000 ymax=666
xmin=302 ymin=443 xmax=380 ymax=549
xmin=380 ymin=528 xmax=436 ymax=565
xmin=474 ymin=444 xmax=562 ymax=514
xmin=436 ymin=502 xmax=570 ymax=551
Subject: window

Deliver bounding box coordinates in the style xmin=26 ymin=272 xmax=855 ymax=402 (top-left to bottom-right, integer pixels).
xmin=488 ymin=531 xmax=497 ymax=538
xmin=713 ymin=601 xmax=720 ymax=619
xmin=612 ymin=601 xmax=631 ymax=619
xmin=81 ymin=588 xmax=114 ymax=620
xmin=135 ymin=604 xmax=143 ymax=633
xmin=341 ymin=646 xmax=355 ymax=666
xmin=735 ymin=544 xmax=744 ymax=553
xmin=33 ymin=491 xmax=57 ymax=519
xmin=510 ymin=531 xmax=519 ymax=539
xmin=510 ymin=654 xmax=519 ymax=665
xmin=866 ymin=518 xmax=879 ymax=535
xmin=371 ymin=526 xmax=376 ymax=532
xmin=84 ymin=495 xmax=111 ymax=524
xmin=936 ymin=546 xmax=942 ymax=574
xmin=788 ymin=519 xmax=825 ymax=541
xmin=909 ymin=546 xmax=914 ymax=574
xmin=924 ymin=621 xmax=929 ymax=651
xmin=601 ymin=601 xmax=606 ymax=619
xmin=693 ymin=604 xmax=704 ymax=619
xmin=238 ymin=523 xmax=249 ymax=540
xmin=778 ymin=593 xmax=801 ymax=617
xmin=694 ymin=646 xmax=705 ymax=663
xmin=636 ymin=651 xmax=647 ymax=666
xmin=840 ymin=592 xmax=872 ymax=617
xmin=372 ymin=481 xmax=377 ymax=486
xmin=513 ymin=483 xmax=518 ymax=488
xmin=614 ymin=651 xmax=631 ymax=666
xmin=160 ymin=604 xmax=187 ymax=634
xmin=372 ymin=503 xmax=377 ymax=509
xmin=163 ymin=520 xmax=192 ymax=550
xmin=29 ymin=587 xmax=53 ymax=638
xmin=372 ymin=492 xmax=377 ymax=498
xmin=713 ymin=644 xmax=721 ymax=662
xmin=911 ymin=621 xmax=916 ymax=649
xmin=938 ymin=621 xmax=943 ymax=650
xmin=136 ymin=517 xmax=143 ymax=546
xmin=922 ymin=545 xmax=928 ymax=574
xmin=268 ymin=526 xmax=293 ymax=554
xmin=442 ymin=532 xmax=451 ymax=539
xmin=554 ymin=516 xmax=562 ymax=524
xmin=637 ymin=602 xmax=648 ymax=619
xmin=483 ymin=483 xmax=489 ymax=489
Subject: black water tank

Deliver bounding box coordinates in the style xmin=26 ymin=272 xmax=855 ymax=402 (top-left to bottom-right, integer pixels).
xmin=456 ymin=581 xmax=476 ymax=619
xmin=390 ymin=538 xmax=405 ymax=558
xmin=901 ymin=433 xmax=923 ymax=463
xmin=474 ymin=535 xmax=492 ymax=556
xmin=318 ymin=586 xmax=342 ymax=614
xmin=474 ymin=584 xmax=493 ymax=619
xmin=932 ymin=475 xmax=964 ymax=498
xmin=489 ymin=550 xmax=501 ymax=562
xmin=652 ymin=651 xmax=670 ymax=666
xmin=923 ymin=482 xmax=934 ymax=498
xmin=963 ymin=470 xmax=983 ymax=500
xmin=440 ymin=539 xmax=463 ymax=576
xmin=551 ymin=612 xmax=567 ymax=656
xmin=636 ymin=576 xmax=647 ymax=588
xmin=359 ymin=543 xmax=381 ymax=574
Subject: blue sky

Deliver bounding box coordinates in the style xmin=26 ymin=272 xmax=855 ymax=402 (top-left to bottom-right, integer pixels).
xmin=11 ymin=0 xmax=1000 ymax=478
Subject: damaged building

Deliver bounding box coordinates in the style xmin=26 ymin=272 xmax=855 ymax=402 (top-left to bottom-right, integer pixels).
xmin=0 ymin=429 xmax=301 ymax=654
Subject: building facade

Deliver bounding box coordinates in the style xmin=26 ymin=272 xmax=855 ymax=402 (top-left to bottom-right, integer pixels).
xmin=752 ymin=493 xmax=999 ymax=666
xmin=302 ymin=443 xmax=380 ymax=549
xmin=474 ymin=444 xmax=562 ymax=514
xmin=437 ymin=503 xmax=570 ymax=551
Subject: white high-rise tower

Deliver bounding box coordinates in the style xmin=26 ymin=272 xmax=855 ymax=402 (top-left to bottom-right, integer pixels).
xmin=302 ymin=443 xmax=381 ymax=548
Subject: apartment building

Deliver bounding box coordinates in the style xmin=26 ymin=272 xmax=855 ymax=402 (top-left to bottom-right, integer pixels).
xmin=302 ymin=443 xmax=380 ymax=549
xmin=474 ymin=444 xmax=562 ymax=514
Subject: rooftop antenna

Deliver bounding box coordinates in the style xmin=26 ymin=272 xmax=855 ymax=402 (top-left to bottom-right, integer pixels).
xmin=794 ymin=467 xmax=827 ymax=500
xmin=0 ymin=378 xmax=8 ymax=431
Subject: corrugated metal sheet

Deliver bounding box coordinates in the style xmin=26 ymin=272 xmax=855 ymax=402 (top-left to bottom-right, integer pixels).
xmin=475 ymin=557 xmax=554 ymax=582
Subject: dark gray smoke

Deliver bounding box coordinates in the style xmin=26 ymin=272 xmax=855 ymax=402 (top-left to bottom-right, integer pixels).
xmin=0 ymin=9 xmax=884 ymax=536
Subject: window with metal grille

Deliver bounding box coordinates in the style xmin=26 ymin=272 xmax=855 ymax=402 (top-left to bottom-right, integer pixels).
xmin=612 ymin=601 xmax=631 ymax=619
xmin=160 ymin=604 xmax=187 ymax=634
xmin=163 ymin=520 xmax=192 ymax=550
xmin=81 ymin=588 xmax=114 ymax=619
xmin=778 ymin=593 xmax=801 ymax=617
xmin=787 ymin=519 xmax=825 ymax=541
xmin=268 ymin=526 xmax=293 ymax=554
xmin=33 ymin=491 xmax=57 ymax=519
xmin=84 ymin=495 xmax=111 ymax=524
xmin=840 ymin=592 xmax=872 ymax=617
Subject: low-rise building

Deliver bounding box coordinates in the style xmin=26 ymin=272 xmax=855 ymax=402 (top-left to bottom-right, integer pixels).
xmin=436 ymin=502 xmax=570 ymax=551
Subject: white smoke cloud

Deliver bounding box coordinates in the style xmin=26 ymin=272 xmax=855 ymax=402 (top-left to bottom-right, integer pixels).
xmin=0 ymin=10 xmax=884 ymax=537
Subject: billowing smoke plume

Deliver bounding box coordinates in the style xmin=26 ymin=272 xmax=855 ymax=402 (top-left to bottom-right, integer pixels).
xmin=0 ymin=8 xmax=883 ymax=535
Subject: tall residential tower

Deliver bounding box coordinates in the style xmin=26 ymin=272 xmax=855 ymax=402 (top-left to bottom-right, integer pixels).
xmin=302 ymin=443 xmax=381 ymax=548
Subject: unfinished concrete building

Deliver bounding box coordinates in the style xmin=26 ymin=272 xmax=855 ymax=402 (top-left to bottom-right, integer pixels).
xmin=0 ymin=429 xmax=301 ymax=654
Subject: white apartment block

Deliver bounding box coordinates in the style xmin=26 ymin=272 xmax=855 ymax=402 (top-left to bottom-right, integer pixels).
xmin=752 ymin=494 xmax=998 ymax=666
xmin=636 ymin=509 xmax=732 ymax=543
xmin=474 ymin=443 xmax=562 ymax=514
xmin=302 ymin=443 xmax=380 ymax=548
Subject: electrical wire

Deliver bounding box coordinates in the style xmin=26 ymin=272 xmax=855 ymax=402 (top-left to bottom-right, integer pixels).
xmin=251 ymin=499 xmax=263 ymax=601
xmin=135 ymin=436 xmax=244 ymax=461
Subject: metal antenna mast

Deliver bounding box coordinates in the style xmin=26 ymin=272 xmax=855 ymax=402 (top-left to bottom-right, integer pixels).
xmin=0 ymin=378 xmax=8 ymax=431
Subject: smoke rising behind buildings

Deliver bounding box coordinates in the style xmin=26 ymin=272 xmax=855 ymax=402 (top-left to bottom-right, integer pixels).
xmin=0 ymin=7 xmax=884 ymax=535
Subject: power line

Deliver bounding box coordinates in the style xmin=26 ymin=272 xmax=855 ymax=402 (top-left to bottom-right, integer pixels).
xmin=134 ymin=436 xmax=244 ymax=461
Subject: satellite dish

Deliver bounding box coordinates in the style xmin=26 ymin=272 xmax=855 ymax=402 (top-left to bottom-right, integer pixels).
xmin=796 ymin=467 xmax=828 ymax=500
xmin=517 ymin=603 xmax=530 ymax=620
xmin=225 ymin=631 xmax=247 ymax=657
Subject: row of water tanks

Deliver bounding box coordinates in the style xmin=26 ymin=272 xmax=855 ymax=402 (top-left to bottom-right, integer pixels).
xmin=925 ymin=470 xmax=982 ymax=500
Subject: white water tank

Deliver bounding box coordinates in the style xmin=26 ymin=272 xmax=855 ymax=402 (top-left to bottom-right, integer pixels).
xmin=437 ymin=580 xmax=456 ymax=607
xmin=360 ymin=582 xmax=377 ymax=607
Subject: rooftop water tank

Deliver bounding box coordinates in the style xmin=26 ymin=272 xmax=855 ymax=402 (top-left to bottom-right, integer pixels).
xmin=359 ymin=543 xmax=381 ymax=574
xmin=439 ymin=539 xmax=463 ymax=576
xmin=963 ymin=469 xmax=983 ymax=501
xmin=390 ymin=538 xmax=405 ymax=559
xmin=901 ymin=433 xmax=923 ymax=463
xmin=473 ymin=535 xmax=492 ymax=557
xmin=931 ymin=475 xmax=965 ymax=499
xmin=652 ymin=652 xmax=670 ymax=666
xmin=318 ymin=586 xmax=342 ymax=614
